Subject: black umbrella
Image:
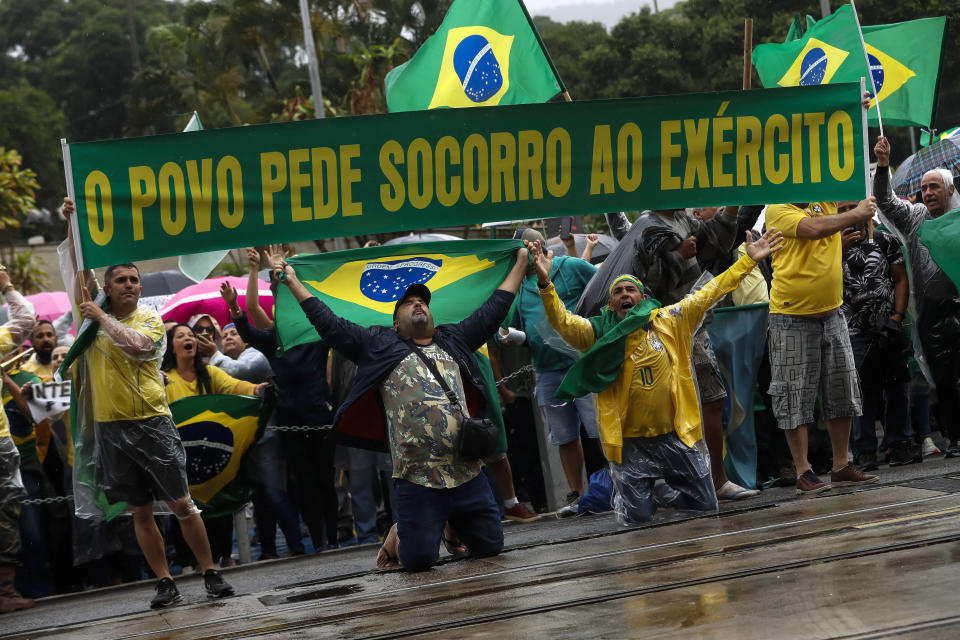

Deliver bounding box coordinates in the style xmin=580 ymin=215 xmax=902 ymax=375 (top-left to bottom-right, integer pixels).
xmin=892 ymin=137 xmax=960 ymax=198
xmin=139 ymin=269 xmax=196 ymax=297
xmin=545 ymin=233 xmax=618 ymax=264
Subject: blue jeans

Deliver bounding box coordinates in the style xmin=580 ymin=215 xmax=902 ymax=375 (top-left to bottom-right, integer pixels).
xmin=16 ymin=463 xmax=54 ymax=597
xmin=536 ymin=369 xmax=599 ymax=445
xmin=395 ymin=474 xmax=503 ymax=572
xmin=849 ymin=333 xmax=911 ymax=455
xmin=346 ymin=449 xmax=396 ymax=545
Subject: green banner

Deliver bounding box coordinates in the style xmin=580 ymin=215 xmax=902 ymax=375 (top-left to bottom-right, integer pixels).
xmin=64 ymin=83 xmax=867 ymax=269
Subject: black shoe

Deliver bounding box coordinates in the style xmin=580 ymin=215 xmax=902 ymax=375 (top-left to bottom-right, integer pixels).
xmin=203 ymin=569 xmax=234 ymax=598
xmin=857 ymin=452 xmax=879 ymax=472
xmin=944 ymin=441 xmax=960 ymax=458
xmin=150 ymin=577 xmax=181 ymax=609
xmin=888 ymin=441 xmax=922 ymax=466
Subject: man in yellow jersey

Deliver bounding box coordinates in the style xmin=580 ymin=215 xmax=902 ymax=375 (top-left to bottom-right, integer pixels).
xmin=765 ymin=198 xmax=881 ymax=496
xmin=62 ymin=198 xmax=233 ymax=608
xmin=0 ymin=267 xmax=35 ymax=613
xmin=528 ymin=229 xmax=784 ymax=524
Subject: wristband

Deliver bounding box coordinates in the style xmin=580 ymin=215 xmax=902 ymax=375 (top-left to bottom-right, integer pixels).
xmin=537 ymin=280 xmax=550 ymax=290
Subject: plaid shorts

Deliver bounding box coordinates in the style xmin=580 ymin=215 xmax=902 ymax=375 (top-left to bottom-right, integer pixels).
xmin=767 ymin=312 xmax=862 ymax=430
xmin=692 ymin=328 xmax=727 ymax=404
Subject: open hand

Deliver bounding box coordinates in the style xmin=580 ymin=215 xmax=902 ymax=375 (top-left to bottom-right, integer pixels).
xmin=745 ymin=228 xmax=785 ymax=262
xmin=219 ymin=281 xmax=238 ymax=304
xmin=263 ymin=244 xmax=286 ymax=272
xmin=525 ymin=240 xmax=553 ymax=286
xmin=246 ymin=247 xmax=261 ymax=270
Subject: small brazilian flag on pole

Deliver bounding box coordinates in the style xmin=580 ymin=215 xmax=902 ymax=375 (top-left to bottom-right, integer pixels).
xmin=170 ymin=394 xmax=268 ymax=517
xmin=384 ymin=0 xmax=562 ymax=112
xmin=275 ymin=239 xmax=521 ymax=351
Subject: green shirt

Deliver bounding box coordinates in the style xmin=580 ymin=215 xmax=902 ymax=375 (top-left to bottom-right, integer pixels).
xmin=379 ymin=343 xmax=481 ymax=489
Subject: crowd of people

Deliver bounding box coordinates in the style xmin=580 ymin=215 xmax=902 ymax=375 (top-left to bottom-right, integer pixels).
xmin=0 ymin=128 xmax=958 ymax=611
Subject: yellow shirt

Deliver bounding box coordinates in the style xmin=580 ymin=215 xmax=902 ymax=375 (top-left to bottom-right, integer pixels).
xmin=622 ymin=332 xmax=675 ymax=439
xmin=0 ymin=328 xmax=17 ymax=438
xmin=766 ymin=202 xmax=842 ymax=315
xmin=86 ymin=307 xmax=169 ymax=422
xmin=731 ymin=242 xmax=770 ymax=306
xmin=21 ymin=358 xmax=56 ymax=382
xmin=164 ymin=365 xmax=257 ymax=404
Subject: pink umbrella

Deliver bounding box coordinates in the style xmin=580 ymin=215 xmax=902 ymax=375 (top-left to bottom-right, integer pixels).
xmin=160 ymin=276 xmax=273 ymax=328
xmin=26 ymin=291 xmax=72 ymax=323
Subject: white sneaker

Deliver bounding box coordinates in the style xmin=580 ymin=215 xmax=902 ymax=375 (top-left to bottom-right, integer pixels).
xmin=922 ymin=437 xmax=941 ymax=457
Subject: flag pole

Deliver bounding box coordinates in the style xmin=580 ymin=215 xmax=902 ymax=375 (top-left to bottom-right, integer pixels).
xmin=60 ymin=138 xmax=85 ymax=273
xmin=849 ymin=0 xmax=883 ymax=138
xmin=743 ymin=19 xmax=753 ymax=90
xmin=516 ymin=0 xmax=569 ymax=98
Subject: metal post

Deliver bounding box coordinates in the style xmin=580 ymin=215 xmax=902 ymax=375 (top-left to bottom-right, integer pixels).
xmin=819 ymin=0 xmax=831 ymax=18
xmin=234 ymin=509 xmax=252 ymax=564
xmin=743 ymin=19 xmax=753 ymax=90
xmin=298 ymin=0 xmax=324 ymax=120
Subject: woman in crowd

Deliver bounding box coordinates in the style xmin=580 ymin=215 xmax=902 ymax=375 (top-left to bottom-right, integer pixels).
xmin=161 ymin=323 xmax=267 ymax=569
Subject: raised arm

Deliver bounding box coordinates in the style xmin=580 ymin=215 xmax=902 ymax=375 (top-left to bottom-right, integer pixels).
xmin=669 ymin=229 xmax=783 ymax=335
xmin=276 ymin=262 xmax=372 ymax=362
xmin=245 ymin=247 xmax=273 ymax=329
xmin=455 ymin=248 xmax=529 ymax=351
xmin=690 ymin=206 xmax=738 ymax=261
xmin=873 ymin=136 xmax=925 ymax=236
xmin=0 ymin=271 xmax=35 ymax=352
xmin=605 ymin=212 xmax=632 ymax=241
xmin=60 ymin=197 xmax=99 ymax=299
xmin=529 ymin=240 xmax=597 ymax=353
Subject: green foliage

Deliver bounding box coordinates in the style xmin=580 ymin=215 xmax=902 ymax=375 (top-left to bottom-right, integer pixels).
xmin=0 ymin=85 xmax=65 ymax=211
xmin=0 ymin=148 xmax=38 ymax=234
xmin=7 ymin=249 xmax=50 ymax=294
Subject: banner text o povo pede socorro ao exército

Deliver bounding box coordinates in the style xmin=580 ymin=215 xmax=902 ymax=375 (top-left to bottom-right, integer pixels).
xmin=63 ymin=82 xmax=867 ymax=269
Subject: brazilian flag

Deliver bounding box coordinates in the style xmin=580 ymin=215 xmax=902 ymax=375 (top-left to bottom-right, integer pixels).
xmin=761 ymin=10 xmax=948 ymax=129
xmin=170 ymin=394 xmax=269 ymax=517
xmin=917 ymin=207 xmax=960 ymax=294
xmin=384 ymin=0 xmax=561 ymax=112
xmin=275 ymin=239 xmax=521 ymax=351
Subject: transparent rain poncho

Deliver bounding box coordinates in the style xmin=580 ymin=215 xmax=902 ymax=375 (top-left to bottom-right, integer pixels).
xmin=58 ymin=240 xmax=178 ymax=521
xmin=0 ymin=287 xmax=34 ymax=506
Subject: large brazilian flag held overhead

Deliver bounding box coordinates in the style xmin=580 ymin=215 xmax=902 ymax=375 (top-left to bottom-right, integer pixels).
xmin=275 ymin=240 xmax=522 ymax=351
xmin=384 ymin=0 xmax=561 ymax=112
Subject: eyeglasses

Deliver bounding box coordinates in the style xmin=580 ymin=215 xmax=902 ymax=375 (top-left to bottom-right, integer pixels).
xmin=195 ymin=326 xmax=216 ymax=336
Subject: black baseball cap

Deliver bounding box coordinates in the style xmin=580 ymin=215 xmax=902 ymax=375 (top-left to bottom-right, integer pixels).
xmin=393 ymin=283 xmax=432 ymax=318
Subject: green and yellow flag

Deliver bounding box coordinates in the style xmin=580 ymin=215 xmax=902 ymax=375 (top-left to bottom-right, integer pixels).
xmin=763 ymin=9 xmax=948 ymax=129
xmin=859 ymin=17 xmax=948 ymax=129
xmin=275 ymin=240 xmax=521 ymax=351
xmin=384 ymin=0 xmax=561 ymax=112
xmin=754 ymin=5 xmax=869 ymax=92
xmin=917 ymin=207 xmax=960 ymax=293
xmin=170 ymin=394 xmax=268 ymax=517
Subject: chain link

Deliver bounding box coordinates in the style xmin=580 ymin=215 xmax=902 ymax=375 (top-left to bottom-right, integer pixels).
xmin=267 ymin=425 xmax=334 ymax=432
xmin=21 ymin=495 xmax=74 ymax=506
xmin=494 ymin=365 xmax=536 ymax=390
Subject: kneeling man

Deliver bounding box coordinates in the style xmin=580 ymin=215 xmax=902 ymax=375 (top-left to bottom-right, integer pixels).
xmin=529 ymin=230 xmax=783 ymax=523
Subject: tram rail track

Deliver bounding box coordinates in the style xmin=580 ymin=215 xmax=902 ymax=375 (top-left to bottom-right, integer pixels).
xmin=20 ymin=489 xmax=960 ymax=640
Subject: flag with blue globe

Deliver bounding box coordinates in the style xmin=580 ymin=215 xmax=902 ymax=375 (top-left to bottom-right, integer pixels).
xmin=359 ymin=258 xmax=441 ymax=303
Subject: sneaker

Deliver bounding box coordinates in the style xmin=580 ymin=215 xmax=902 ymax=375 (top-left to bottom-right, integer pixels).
xmin=830 ymin=464 xmax=879 ymax=487
xmin=150 ymin=577 xmax=182 ymax=609
xmin=856 ymin=452 xmax=879 ymax=472
xmin=504 ymin=502 xmax=542 ymax=523
xmin=556 ymin=491 xmax=580 ymax=518
xmin=944 ymin=441 xmax=960 ymax=459
xmin=796 ymin=470 xmax=831 ymax=496
xmin=922 ymin=437 xmax=941 ymax=457
xmin=888 ymin=441 xmax=922 ymax=467
xmin=203 ymin=569 xmax=234 ymax=598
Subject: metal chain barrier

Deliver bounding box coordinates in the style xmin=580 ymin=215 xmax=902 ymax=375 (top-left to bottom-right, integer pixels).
xmin=267 ymin=425 xmax=335 ymax=432
xmin=21 ymin=495 xmax=74 ymax=506
xmin=494 ymin=364 xmax=537 ymax=390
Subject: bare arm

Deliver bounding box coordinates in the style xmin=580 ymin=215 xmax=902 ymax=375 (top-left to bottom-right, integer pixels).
xmin=581 ymin=234 xmax=598 ymax=262
xmin=796 ymin=198 xmax=877 ymax=239
xmin=245 ymin=247 xmax=273 ymax=329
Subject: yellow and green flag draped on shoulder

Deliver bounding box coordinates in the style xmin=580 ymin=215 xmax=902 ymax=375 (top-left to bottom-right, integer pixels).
xmin=384 ymin=0 xmax=561 ymax=112
xmin=275 ymin=240 xmax=522 ymax=351
xmin=170 ymin=394 xmax=269 ymax=517
xmin=758 ymin=9 xmax=948 ymax=129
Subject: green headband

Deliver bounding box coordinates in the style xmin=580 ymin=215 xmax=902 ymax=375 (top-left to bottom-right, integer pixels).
xmin=609 ymin=274 xmax=644 ymax=296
